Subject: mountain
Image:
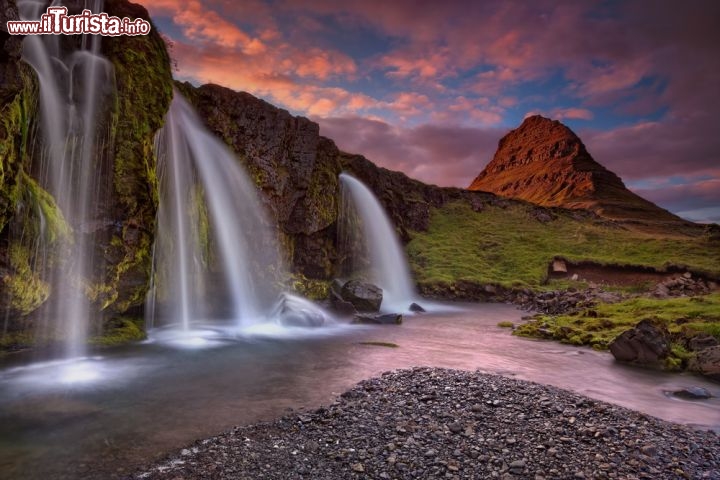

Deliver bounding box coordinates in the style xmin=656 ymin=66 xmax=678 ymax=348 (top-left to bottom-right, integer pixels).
xmin=468 ymin=115 xmax=682 ymax=223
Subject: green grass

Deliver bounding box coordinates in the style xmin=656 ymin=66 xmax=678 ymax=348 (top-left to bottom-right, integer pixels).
xmin=497 ymin=321 xmax=515 ymax=328
xmin=407 ymin=202 xmax=720 ymax=289
xmin=88 ymin=318 xmax=146 ymax=347
xmin=514 ymin=294 xmax=720 ymax=362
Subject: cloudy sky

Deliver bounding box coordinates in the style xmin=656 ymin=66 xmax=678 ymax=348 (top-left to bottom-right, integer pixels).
xmin=147 ymin=0 xmax=720 ymax=222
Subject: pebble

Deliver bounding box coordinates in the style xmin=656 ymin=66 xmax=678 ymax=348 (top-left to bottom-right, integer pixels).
xmin=131 ymin=368 xmax=720 ymax=480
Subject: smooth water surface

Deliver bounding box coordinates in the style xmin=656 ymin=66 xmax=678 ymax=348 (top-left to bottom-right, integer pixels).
xmin=0 ymin=303 xmax=718 ymax=480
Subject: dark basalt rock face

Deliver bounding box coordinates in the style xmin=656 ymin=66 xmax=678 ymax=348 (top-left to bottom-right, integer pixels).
xmin=180 ymin=82 xmax=502 ymax=281
xmin=0 ymin=0 xmax=173 ymax=326
xmin=177 ymin=82 xmax=344 ymax=279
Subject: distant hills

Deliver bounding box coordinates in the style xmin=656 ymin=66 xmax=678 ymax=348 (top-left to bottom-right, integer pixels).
xmin=468 ymin=115 xmax=683 ymax=223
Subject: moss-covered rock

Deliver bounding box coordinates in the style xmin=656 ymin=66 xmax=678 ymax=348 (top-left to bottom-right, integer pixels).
xmin=1 ymin=0 xmax=173 ymax=350
xmin=95 ymin=0 xmax=173 ymax=315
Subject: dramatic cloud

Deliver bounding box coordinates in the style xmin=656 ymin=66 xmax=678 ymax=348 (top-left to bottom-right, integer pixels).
xmin=317 ymin=116 xmax=503 ymax=187
xmin=148 ymin=0 xmax=720 ymax=219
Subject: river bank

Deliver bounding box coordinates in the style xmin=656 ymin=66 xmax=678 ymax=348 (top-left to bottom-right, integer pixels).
xmin=132 ymin=367 xmax=719 ymax=479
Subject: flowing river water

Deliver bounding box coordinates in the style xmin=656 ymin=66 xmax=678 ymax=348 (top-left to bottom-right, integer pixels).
xmin=0 ymin=303 xmax=718 ymax=479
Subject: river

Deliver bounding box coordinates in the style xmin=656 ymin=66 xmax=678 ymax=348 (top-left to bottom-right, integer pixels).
xmin=0 ymin=303 xmax=717 ymax=479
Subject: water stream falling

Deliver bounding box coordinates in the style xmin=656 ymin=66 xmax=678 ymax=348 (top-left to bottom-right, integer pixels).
xmin=18 ymin=0 xmax=114 ymax=358
xmin=150 ymin=93 xmax=328 ymax=334
xmin=339 ymin=173 xmax=418 ymax=312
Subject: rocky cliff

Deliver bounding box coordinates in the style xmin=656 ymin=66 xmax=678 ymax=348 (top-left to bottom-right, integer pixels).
xmin=468 ymin=115 xmax=682 ymax=223
xmin=0 ymin=0 xmax=173 ymax=329
xmin=180 ymin=83 xmax=503 ymax=283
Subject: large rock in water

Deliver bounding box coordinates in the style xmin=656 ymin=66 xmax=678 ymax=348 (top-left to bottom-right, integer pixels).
xmin=340 ymin=280 xmax=383 ymax=312
xmin=609 ymin=319 xmax=670 ymax=366
xmin=468 ymin=115 xmax=683 ymax=223
xmin=689 ymin=346 xmax=720 ymax=381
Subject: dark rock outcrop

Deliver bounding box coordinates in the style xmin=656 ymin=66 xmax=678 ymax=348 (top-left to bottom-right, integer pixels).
xmin=176 ymin=82 xmax=343 ymax=279
xmin=609 ymin=319 xmax=670 ymax=366
xmin=468 ymin=115 xmax=683 ymax=223
xmin=340 ymin=280 xmax=383 ymax=312
xmin=689 ymin=346 xmax=720 ymax=381
xmin=1 ymin=0 xmax=173 ymax=325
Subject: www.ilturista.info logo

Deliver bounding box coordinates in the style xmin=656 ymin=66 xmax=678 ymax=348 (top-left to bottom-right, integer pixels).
xmin=7 ymin=6 xmax=151 ymax=36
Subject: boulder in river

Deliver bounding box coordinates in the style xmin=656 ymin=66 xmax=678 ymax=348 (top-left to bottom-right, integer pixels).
xmin=609 ymin=319 xmax=670 ymax=366
xmin=409 ymin=302 xmax=426 ymax=313
xmin=340 ymin=280 xmax=383 ymax=312
xmin=328 ymin=280 xmax=358 ymax=315
xmin=670 ymin=386 xmax=712 ymax=400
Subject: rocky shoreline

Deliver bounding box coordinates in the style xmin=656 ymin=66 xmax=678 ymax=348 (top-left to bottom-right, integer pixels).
xmin=130 ymin=368 xmax=719 ymax=480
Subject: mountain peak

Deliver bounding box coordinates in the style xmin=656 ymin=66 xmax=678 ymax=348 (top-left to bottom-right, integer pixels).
xmin=468 ymin=116 xmax=681 ymax=223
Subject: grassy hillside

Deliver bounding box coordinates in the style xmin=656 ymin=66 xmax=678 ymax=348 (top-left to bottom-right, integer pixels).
xmin=406 ymin=201 xmax=720 ymax=289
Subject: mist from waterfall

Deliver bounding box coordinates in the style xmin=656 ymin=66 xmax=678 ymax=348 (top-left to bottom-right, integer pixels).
xmin=18 ymin=0 xmax=114 ymax=358
xmin=339 ymin=173 xmax=418 ymax=312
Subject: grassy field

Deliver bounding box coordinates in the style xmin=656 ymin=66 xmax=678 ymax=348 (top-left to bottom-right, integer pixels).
xmin=406 ymin=201 xmax=720 ymax=288
xmin=514 ymin=294 xmax=720 ymax=369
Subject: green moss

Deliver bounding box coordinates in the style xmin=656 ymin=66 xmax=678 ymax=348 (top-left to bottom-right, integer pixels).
xmin=289 ymin=273 xmax=330 ymax=301
xmin=19 ymin=171 xmax=72 ymax=245
xmin=0 ymin=64 xmax=36 ymax=231
xmin=515 ymin=294 xmax=720 ymax=370
xmin=3 ymin=243 xmax=50 ymax=315
xmin=497 ymin=321 xmax=515 ymax=328
xmin=96 ymin=12 xmax=173 ymax=313
xmin=0 ymin=331 xmax=37 ymax=353
xmin=408 ymin=202 xmax=720 ymax=288
xmin=88 ymin=317 xmax=146 ymax=347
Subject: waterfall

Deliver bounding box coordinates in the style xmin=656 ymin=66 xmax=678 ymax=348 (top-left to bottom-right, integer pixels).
xmin=339 ymin=173 xmax=418 ymax=312
xmin=18 ymin=0 xmax=114 ymax=358
xmin=150 ymin=93 xmax=328 ymax=332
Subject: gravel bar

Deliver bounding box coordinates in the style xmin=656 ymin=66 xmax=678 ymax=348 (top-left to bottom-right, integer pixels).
xmin=131 ymin=367 xmax=719 ymax=479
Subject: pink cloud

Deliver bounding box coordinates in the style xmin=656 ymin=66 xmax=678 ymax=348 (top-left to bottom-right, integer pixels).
xmin=551 ymin=107 xmax=594 ymax=121
xmin=317 ymin=116 xmax=505 ymax=187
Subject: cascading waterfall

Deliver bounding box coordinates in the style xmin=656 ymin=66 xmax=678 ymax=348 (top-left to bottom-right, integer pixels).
xmin=150 ymin=93 xmax=327 ymax=333
xmin=339 ymin=173 xmax=418 ymax=312
xmin=18 ymin=0 xmax=114 ymax=358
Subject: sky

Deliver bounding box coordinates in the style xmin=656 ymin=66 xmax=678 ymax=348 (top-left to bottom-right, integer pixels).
xmin=147 ymin=0 xmax=720 ymax=223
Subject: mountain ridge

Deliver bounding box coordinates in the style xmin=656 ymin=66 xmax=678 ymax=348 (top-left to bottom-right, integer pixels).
xmin=468 ymin=115 xmax=683 ymax=224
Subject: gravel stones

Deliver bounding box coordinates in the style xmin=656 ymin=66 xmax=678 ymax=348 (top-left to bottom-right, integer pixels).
xmin=132 ymin=367 xmax=720 ymax=480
